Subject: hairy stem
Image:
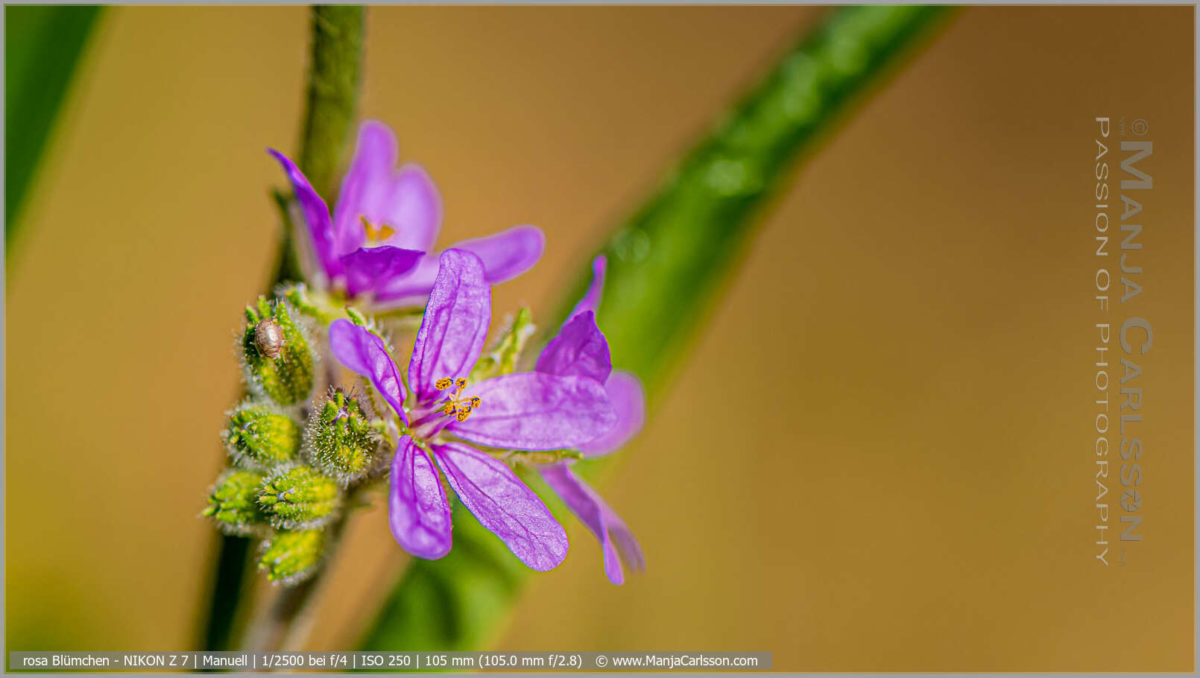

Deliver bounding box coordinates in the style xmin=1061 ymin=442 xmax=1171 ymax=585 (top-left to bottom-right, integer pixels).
xmin=240 ymin=516 xmax=348 ymax=653
xmin=298 ymin=6 xmax=365 ymax=205
xmin=198 ymin=4 xmax=365 ymax=653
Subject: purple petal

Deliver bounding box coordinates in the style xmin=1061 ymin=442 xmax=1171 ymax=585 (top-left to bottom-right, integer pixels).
xmin=432 ymin=442 xmax=567 ymax=571
xmin=332 ymin=121 xmax=442 ymax=255
xmin=328 ymin=319 xmax=407 ymax=423
xmin=372 ymin=226 xmax=545 ymax=307
xmin=608 ymin=517 xmax=645 ymax=575
xmin=408 ymin=250 xmax=491 ymax=403
xmin=371 ymin=254 xmax=441 ymax=307
xmin=390 ymin=436 xmax=452 ymax=559
xmin=540 ymin=462 xmax=643 ymax=584
xmin=449 ymin=225 xmax=545 ymax=285
xmin=535 ymin=311 xmax=612 ymax=384
xmin=339 ymin=246 xmax=425 ymax=298
xmin=450 ymin=372 xmax=616 ymax=451
xmin=569 ymin=255 xmax=607 ymax=320
xmin=332 ymin=121 xmax=395 ymax=252
xmin=578 ymin=371 xmax=645 ymax=457
xmin=268 ymin=148 xmax=339 ymax=279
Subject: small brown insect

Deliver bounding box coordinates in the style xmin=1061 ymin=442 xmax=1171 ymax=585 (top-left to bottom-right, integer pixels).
xmin=254 ymin=319 xmax=285 ymax=359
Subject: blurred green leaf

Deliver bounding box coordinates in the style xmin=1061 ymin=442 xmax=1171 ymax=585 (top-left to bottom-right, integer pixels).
xmin=5 ymin=5 xmax=102 ymax=256
xmin=361 ymin=507 xmax=528 ymax=653
xmin=361 ymin=5 xmax=951 ymax=652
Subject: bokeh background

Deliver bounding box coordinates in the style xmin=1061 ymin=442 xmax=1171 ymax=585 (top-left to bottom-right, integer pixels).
xmin=5 ymin=6 xmax=1193 ymax=671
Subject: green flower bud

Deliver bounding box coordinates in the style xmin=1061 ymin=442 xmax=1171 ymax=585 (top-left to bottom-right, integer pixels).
xmin=202 ymin=470 xmax=267 ymax=535
xmin=224 ymin=402 xmax=301 ymax=469
xmin=471 ymin=306 xmax=534 ymax=381
xmin=257 ymin=465 xmax=340 ymax=528
xmin=259 ymin=529 xmax=325 ymax=585
xmin=310 ymin=389 xmax=380 ymax=484
xmin=241 ymin=298 xmax=315 ymax=406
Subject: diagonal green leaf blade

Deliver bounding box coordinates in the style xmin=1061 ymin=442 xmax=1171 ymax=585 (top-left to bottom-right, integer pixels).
xmin=5 ymin=5 xmax=103 ymax=256
xmin=361 ymin=5 xmax=951 ymax=653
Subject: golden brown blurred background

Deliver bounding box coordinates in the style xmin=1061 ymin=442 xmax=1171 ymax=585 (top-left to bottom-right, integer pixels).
xmin=5 ymin=6 xmax=1193 ymax=671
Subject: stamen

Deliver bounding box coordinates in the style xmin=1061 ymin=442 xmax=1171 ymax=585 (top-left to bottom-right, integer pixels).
xmin=360 ymin=216 xmax=396 ymax=244
xmin=434 ymin=376 xmax=482 ymax=422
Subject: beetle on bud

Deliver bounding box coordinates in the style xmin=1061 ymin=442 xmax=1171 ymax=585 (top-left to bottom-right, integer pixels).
xmin=254 ymin=318 xmax=284 ymax=359
xmin=241 ymin=297 xmax=315 ymax=406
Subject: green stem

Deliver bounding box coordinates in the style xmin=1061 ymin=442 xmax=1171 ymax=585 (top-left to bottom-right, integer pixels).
xmin=298 ymin=5 xmax=365 ymax=206
xmin=197 ymin=4 xmax=365 ymax=653
xmin=360 ymin=5 xmax=952 ymax=652
xmin=240 ymin=513 xmax=349 ymax=653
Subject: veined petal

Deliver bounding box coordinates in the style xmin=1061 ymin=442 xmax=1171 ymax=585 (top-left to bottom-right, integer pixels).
xmin=578 ymin=371 xmax=645 ymax=457
xmin=535 ymin=311 xmax=612 ymax=384
xmin=379 ymin=164 xmax=442 ymax=252
xmin=390 ymin=436 xmax=452 ymax=559
xmin=608 ymin=515 xmax=645 ymax=575
xmin=540 ymin=462 xmax=643 ymax=584
xmin=333 ymin=121 xmax=442 ymax=256
xmin=340 ymin=246 xmax=424 ymax=299
xmin=448 ymin=225 xmax=545 ymax=285
xmin=268 ymin=148 xmax=340 ymax=278
xmin=450 ymin=372 xmax=616 ymax=451
xmin=328 ymin=319 xmax=407 ymax=423
xmin=432 ymin=442 xmax=567 ymax=571
xmin=370 ymin=253 xmax=441 ymax=307
xmin=569 ymin=255 xmax=607 ymax=321
xmin=372 ymin=226 xmax=545 ymax=308
xmin=408 ymin=250 xmax=491 ymax=403
xmin=332 ymin=121 xmax=395 ymax=253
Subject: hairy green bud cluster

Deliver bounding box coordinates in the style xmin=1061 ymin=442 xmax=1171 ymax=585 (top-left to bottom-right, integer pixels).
xmin=241 ymin=298 xmax=315 ymax=406
xmin=310 ymin=389 xmax=379 ymax=484
xmin=257 ymin=465 xmax=341 ymax=528
xmin=206 ymin=293 xmax=397 ymax=587
xmin=259 ymin=529 xmax=325 ymax=584
xmin=202 ymin=470 xmax=266 ymax=535
xmin=224 ymin=403 xmax=301 ymax=468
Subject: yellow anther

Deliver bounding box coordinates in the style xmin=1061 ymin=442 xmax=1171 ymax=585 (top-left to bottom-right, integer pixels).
xmin=360 ymin=216 xmax=396 ymax=244
xmin=435 ymin=376 xmax=481 ymax=422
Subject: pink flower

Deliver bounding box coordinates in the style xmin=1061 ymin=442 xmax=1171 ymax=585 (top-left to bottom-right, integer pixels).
xmin=270 ymin=120 xmax=543 ymax=307
xmin=536 ymin=256 xmax=646 ymax=584
xmin=329 ymin=250 xmax=617 ymax=570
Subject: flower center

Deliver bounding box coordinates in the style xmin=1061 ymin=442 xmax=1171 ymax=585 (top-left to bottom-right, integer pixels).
xmin=435 ymin=377 xmax=482 ymax=422
xmin=360 ymin=215 xmax=396 ymax=246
